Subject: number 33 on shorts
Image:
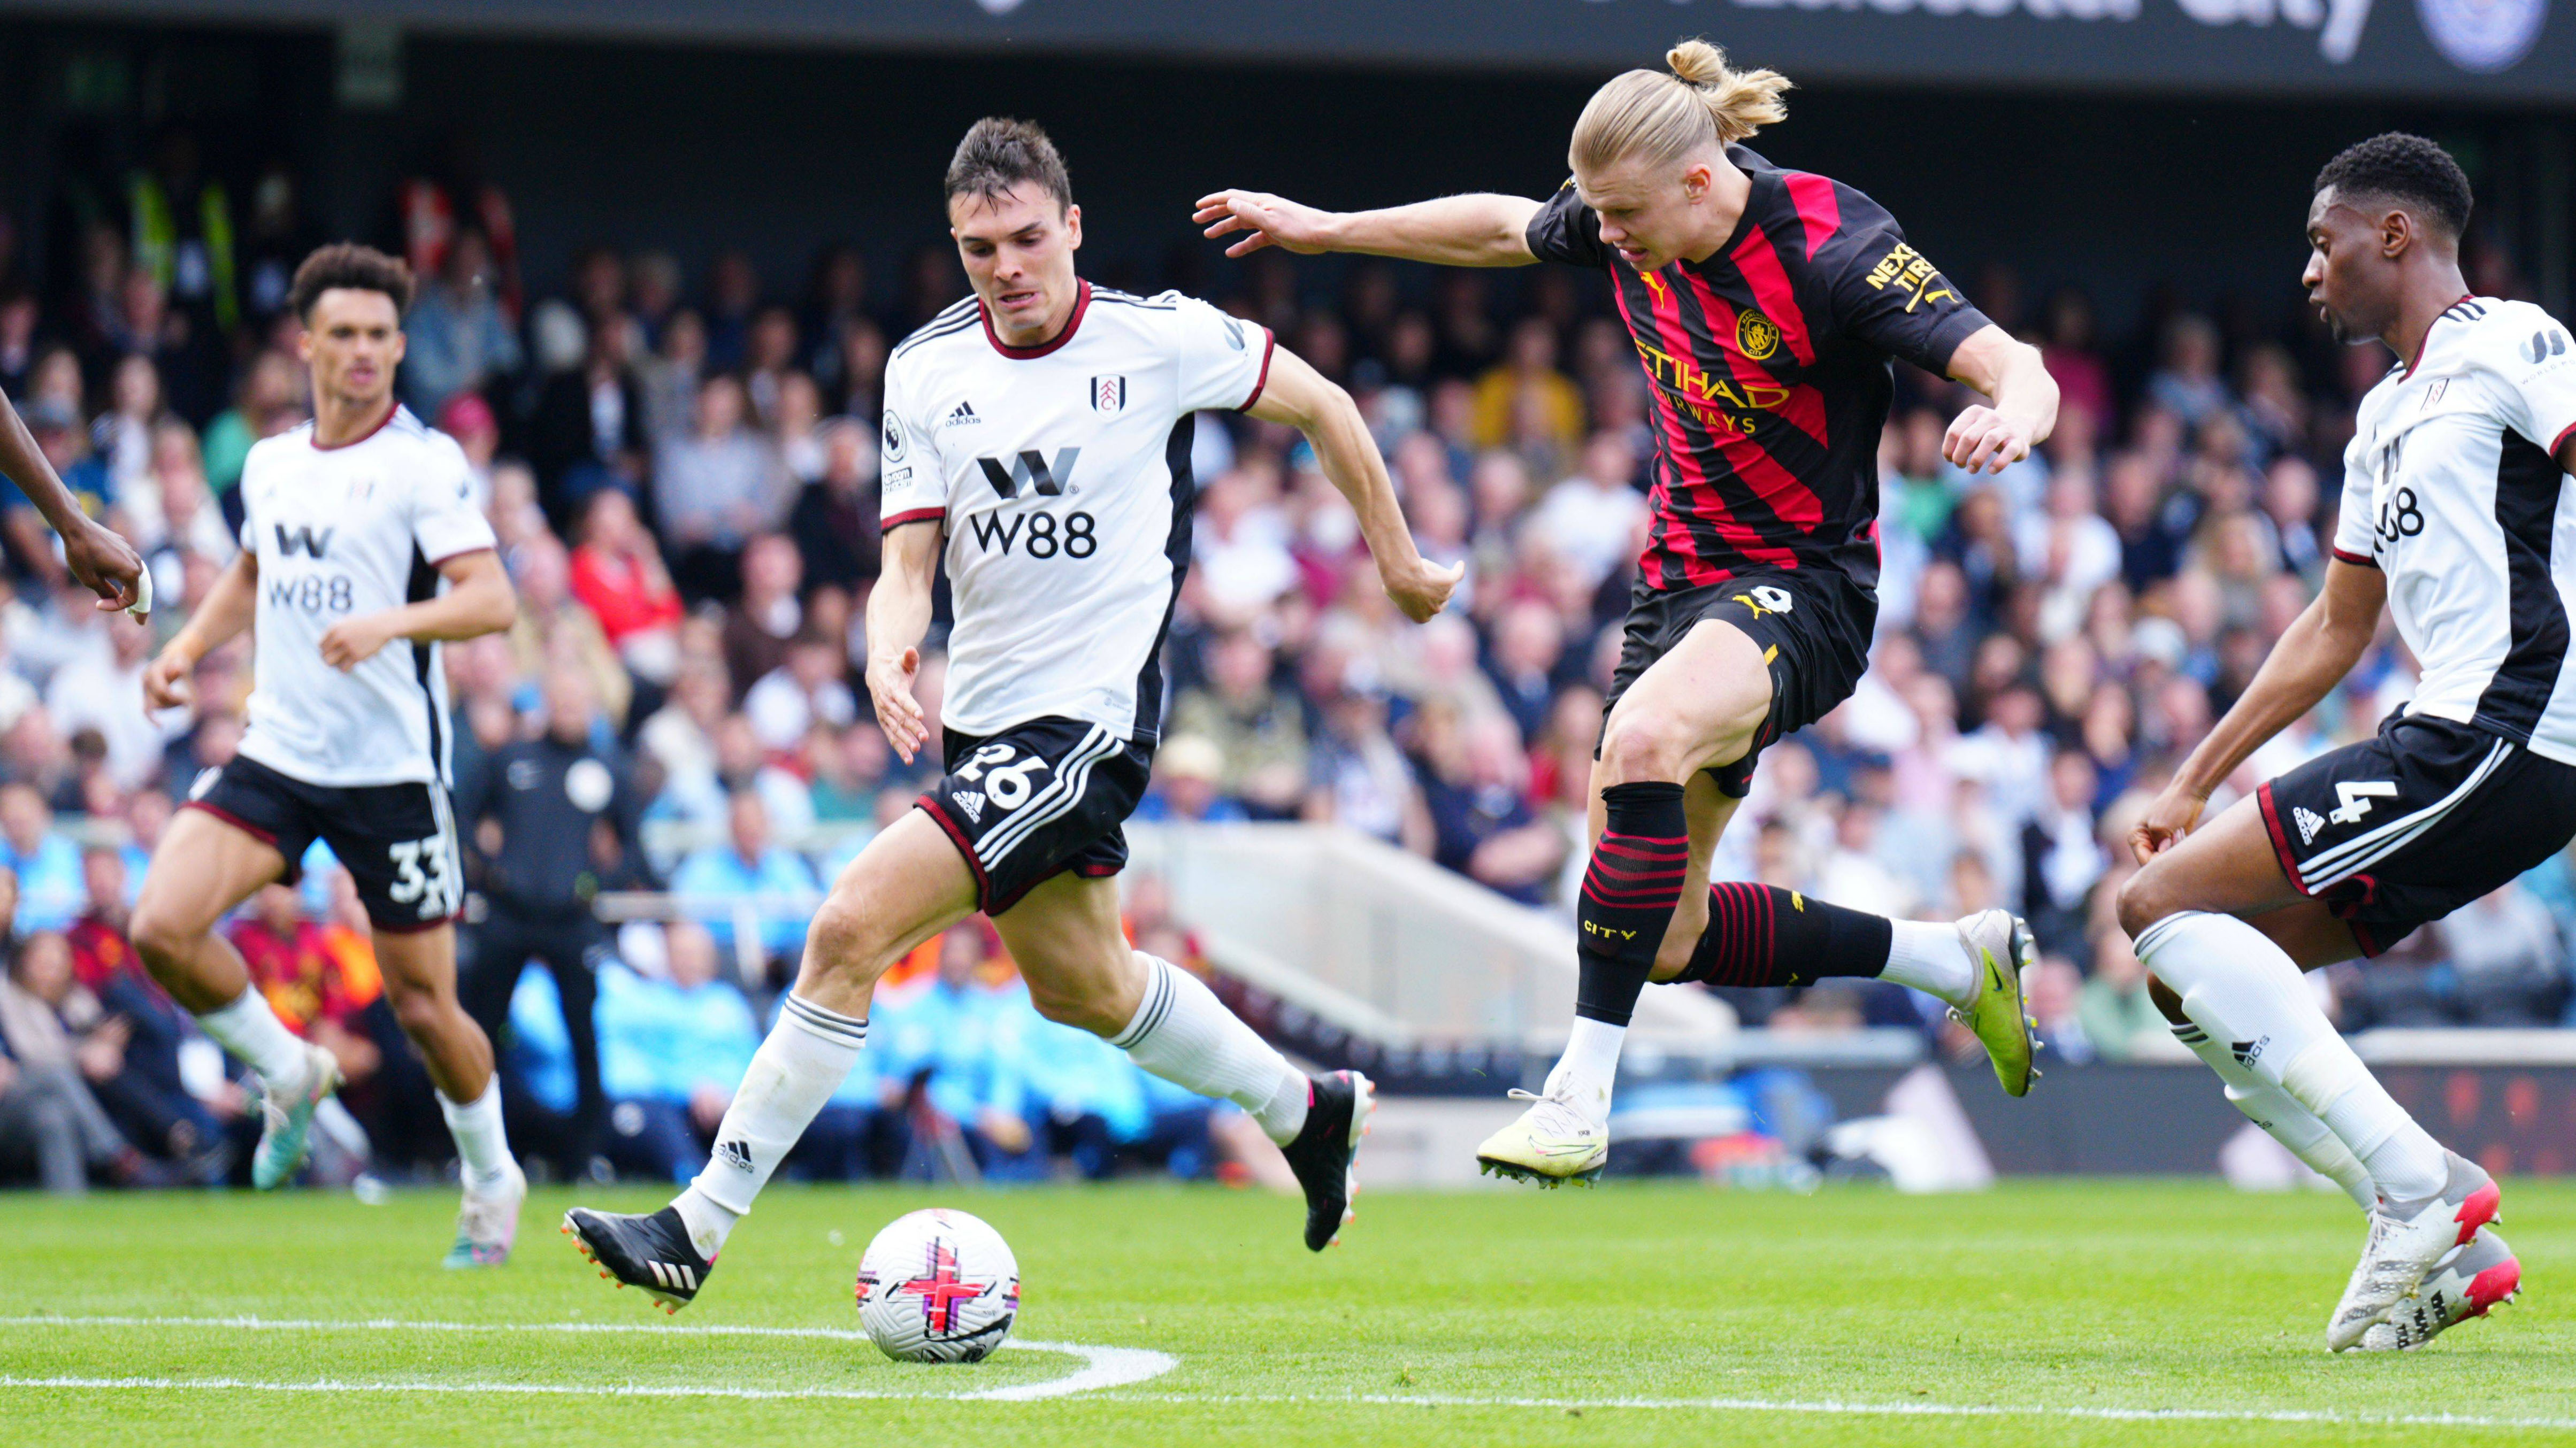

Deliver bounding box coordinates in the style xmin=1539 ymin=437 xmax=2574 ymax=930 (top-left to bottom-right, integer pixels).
xmin=386 ymin=834 xmax=456 ymax=919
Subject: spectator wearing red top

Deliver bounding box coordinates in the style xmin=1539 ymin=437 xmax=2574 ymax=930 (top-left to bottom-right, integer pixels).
xmin=569 ymin=488 xmax=684 ymax=687
xmin=227 ymin=883 xmax=382 ymax=1093
xmin=66 ymin=846 xmax=137 ymax=992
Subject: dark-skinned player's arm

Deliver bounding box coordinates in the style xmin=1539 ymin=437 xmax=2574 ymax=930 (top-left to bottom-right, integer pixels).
xmin=1245 ymin=346 xmax=1462 ymax=623
xmin=143 ymin=549 xmax=258 ymax=710
xmin=864 ymin=516 xmax=942 ymax=766
xmin=317 ymin=548 xmax=516 ymax=671
xmin=1941 ymin=326 xmax=2060 ymax=477
xmin=1194 ymin=190 xmax=1541 ymax=267
xmin=2129 ymin=558 xmax=2388 ymax=865
xmin=0 ymin=389 xmax=146 ymax=614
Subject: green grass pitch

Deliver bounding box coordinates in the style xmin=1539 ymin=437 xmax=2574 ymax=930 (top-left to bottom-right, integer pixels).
xmin=4 ymin=1179 xmax=2570 ymax=1446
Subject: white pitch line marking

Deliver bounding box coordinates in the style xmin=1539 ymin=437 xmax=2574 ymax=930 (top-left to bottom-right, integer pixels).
xmin=6 ymin=1316 xmax=2572 ymax=1429
xmin=0 ymin=1314 xmax=1175 ymax=1403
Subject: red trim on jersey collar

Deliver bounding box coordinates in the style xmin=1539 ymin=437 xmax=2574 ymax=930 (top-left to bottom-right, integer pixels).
xmin=981 ymin=279 xmax=1091 ymax=360
xmin=2403 ymin=294 xmax=2476 ymax=380
xmin=310 ymin=400 xmax=402 ymax=451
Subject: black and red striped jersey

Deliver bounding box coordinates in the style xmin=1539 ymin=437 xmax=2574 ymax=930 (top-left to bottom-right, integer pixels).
xmin=1527 ymin=147 xmax=1990 ymax=594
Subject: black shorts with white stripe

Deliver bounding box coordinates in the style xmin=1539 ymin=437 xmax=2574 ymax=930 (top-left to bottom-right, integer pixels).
xmin=914 ymin=717 xmax=1154 ymax=914
xmin=184 ymin=754 xmax=465 ymax=932
xmin=2256 ymin=711 xmax=2576 ymax=956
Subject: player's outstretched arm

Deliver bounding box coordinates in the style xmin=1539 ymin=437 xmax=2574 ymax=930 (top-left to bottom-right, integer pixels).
xmin=317 ymin=548 xmax=516 ymax=672
xmin=2130 ymin=559 xmax=2387 ymax=862
xmin=1939 ymin=325 xmax=2059 ymax=476
xmin=145 ymin=551 xmax=259 ymax=710
xmin=1247 ymin=346 xmax=1461 ymax=623
xmin=0 ymin=389 xmax=146 ymax=615
xmin=1194 ymin=190 xmax=1540 ymax=268
xmin=865 ymin=519 xmax=941 ymax=765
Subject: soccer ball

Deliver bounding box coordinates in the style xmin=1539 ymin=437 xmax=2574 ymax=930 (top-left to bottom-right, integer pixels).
xmin=854 ymin=1207 xmax=1021 ymax=1363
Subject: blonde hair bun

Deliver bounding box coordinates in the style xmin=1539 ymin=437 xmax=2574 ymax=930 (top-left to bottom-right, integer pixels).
xmin=1571 ymin=40 xmax=1790 ymax=175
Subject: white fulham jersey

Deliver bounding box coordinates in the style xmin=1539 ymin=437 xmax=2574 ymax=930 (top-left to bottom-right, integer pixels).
xmin=234 ymin=406 xmax=497 ymax=786
xmin=880 ymin=282 xmax=1274 ymax=741
xmin=2335 ymin=296 xmax=2576 ymax=761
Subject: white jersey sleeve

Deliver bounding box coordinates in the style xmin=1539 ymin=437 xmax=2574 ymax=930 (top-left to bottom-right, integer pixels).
xmin=878 ymin=356 xmax=950 ymax=530
xmin=407 ymin=433 xmax=497 ymax=562
xmin=2475 ymin=306 xmax=2576 ymax=457
xmin=1162 ymin=294 xmax=1275 ymax=414
xmin=2331 ymin=427 xmax=2380 ymax=566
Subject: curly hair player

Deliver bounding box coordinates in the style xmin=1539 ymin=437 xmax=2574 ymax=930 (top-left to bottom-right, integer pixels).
xmin=2121 ymin=134 xmax=2562 ymax=1352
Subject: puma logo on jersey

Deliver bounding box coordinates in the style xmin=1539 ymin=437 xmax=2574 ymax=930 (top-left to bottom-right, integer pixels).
xmin=2294 ymin=806 xmax=2327 ymax=845
xmin=953 ymin=789 xmax=986 ymax=825
xmin=273 ymin=523 xmax=335 ymax=558
xmin=945 ymin=400 xmax=980 ymax=426
xmin=977 ymin=448 xmax=1079 ymax=499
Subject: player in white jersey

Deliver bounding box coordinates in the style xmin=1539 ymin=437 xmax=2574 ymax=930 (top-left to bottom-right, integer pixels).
xmin=131 ymin=245 xmax=525 ymax=1265
xmin=2121 ymin=137 xmax=2559 ymax=1350
xmin=564 ymin=118 xmax=1459 ymax=1311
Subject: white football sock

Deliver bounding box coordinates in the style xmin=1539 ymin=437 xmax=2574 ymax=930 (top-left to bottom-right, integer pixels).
xmin=1112 ymin=954 xmax=1309 ymax=1145
xmin=197 ymin=987 xmax=311 ymax=1095
xmin=436 ymin=1081 xmax=516 ymax=1195
xmin=1543 ymin=1016 xmax=1625 ymax=1128
xmin=2135 ymin=911 xmax=2445 ymax=1201
xmin=1880 ymin=919 xmax=1976 ymax=1005
xmin=677 ymin=992 xmax=867 ymax=1258
xmin=2171 ymin=1021 xmax=2373 ymax=1210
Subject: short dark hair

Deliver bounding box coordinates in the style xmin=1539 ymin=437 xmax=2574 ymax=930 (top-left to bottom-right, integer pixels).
xmin=945 ymin=118 xmax=1072 ymax=213
xmin=2316 ymin=134 xmax=2473 ymax=238
xmin=288 ymin=242 xmax=415 ymax=321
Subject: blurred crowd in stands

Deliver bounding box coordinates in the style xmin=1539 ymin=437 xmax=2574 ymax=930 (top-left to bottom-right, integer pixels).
xmin=0 ymin=142 xmax=2569 ymax=1193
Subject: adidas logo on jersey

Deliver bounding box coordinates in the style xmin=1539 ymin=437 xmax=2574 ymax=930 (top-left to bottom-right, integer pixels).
xmin=945 ymin=400 xmax=981 ymax=427
xmin=953 ymin=789 xmax=986 ymax=825
xmin=2294 ymin=806 xmax=2326 ymax=845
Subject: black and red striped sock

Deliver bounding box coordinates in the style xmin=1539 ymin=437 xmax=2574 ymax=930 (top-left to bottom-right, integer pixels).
xmin=1678 ymin=883 xmax=1893 ymax=988
xmin=1574 ymin=782 xmax=1691 ymax=1027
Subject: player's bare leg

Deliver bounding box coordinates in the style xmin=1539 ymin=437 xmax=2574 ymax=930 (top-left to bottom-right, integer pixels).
xmin=373 ymin=922 xmax=524 ymax=1266
xmin=2120 ymin=796 xmax=2496 ymax=1349
xmin=995 ymin=872 xmax=1367 ymax=1251
xmin=130 ymin=808 xmax=339 ymax=1189
xmin=568 ymin=809 xmax=976 ymax=1310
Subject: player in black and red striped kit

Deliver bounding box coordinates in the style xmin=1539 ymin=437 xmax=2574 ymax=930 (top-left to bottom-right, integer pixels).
xmin=1200 ymin=41 xmax=2060 ymax=1181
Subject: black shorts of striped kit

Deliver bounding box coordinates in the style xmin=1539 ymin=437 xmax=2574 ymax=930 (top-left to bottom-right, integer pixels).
xmin=2256 ymin=710 xmax=2576 ymax=957
xmin=914 ymin=716 xmax=1154 ymax=914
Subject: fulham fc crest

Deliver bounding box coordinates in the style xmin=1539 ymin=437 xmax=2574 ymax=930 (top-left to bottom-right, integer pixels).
xmin=1091 ymin=375 xmax=1126 ymax=412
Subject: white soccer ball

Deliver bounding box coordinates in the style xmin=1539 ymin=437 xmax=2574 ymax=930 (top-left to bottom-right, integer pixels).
xmin=854 ymin=1207 xmax=1021 ymax=1363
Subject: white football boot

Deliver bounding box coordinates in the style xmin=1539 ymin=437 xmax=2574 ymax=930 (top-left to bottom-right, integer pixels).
xmin=2358 ymin=1226 xmax=2521 ymax=1352
xmin=249 ymin=1042 xmax=340 ymax=1190
xmin=1475 ymin=1087 xmax=1608 ymax=1188
xmin=444 ymin=1159 xmax=527 ymax=1269
xmin=2328 ymin=1150 xmax=2502 ymax=1351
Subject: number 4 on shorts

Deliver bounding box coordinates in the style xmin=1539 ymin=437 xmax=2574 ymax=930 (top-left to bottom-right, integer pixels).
xmin=2328 ymin=780 xmax=2398 ymax=827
